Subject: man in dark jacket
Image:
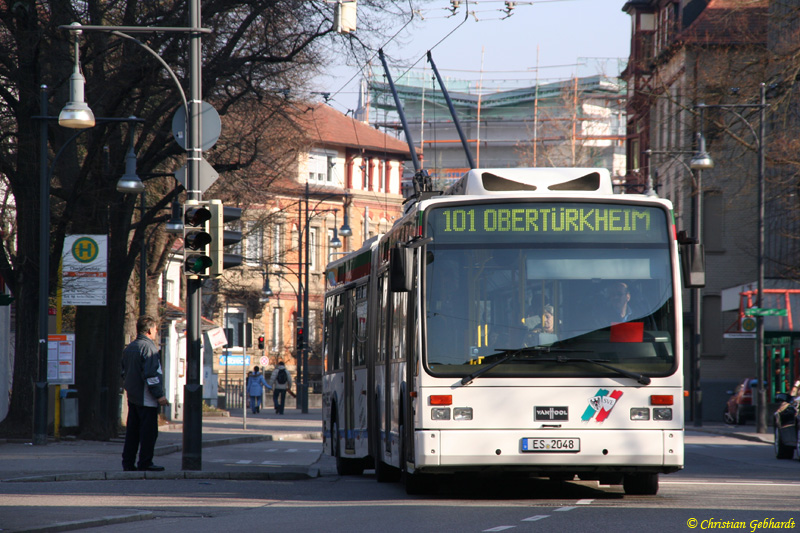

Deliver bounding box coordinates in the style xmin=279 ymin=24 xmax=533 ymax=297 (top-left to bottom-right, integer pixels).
xmin=121 ymin=315 xmax=168 ymax=471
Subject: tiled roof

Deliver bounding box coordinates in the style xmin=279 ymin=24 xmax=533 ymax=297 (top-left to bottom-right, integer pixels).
xmin=298 ymin=103 xmax=412 ymax=156
xmin=679 ymin=0 xmax=767 ymax=45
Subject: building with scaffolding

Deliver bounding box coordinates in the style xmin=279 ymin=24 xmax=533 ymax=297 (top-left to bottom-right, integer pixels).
xmin=363 ymin=69 xmax=628 ymax=193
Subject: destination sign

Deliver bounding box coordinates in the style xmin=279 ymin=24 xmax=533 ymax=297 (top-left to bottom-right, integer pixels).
xmin=428 ymin=203 xmax=669 ymax=244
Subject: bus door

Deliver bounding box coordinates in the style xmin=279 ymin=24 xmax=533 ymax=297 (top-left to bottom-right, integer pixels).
xmin=343 ymin=288 xmax=356 ymax=453
xmin=403 ymin=248 xmax=418 ymax=467
xmin=381 ymin=272 xmax=393 ymax=455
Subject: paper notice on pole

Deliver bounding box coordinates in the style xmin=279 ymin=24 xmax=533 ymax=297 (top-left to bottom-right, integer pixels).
xmin=62 ymin=235 xmax=108 ymax=306
xmin=47 ymin=334 xmax=75 ymax=385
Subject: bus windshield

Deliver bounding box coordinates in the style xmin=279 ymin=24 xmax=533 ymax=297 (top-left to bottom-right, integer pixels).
xmin=423 ymin=201 xmax=676 ymax=379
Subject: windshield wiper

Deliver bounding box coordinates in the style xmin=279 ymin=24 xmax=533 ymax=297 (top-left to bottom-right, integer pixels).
xmin=460 ymin=346 xmax=570 ymax=386
xmin=460 ymin=350 xmax=652 ymax=386
xmin=538 ymin=355 xmax=651 ymax=385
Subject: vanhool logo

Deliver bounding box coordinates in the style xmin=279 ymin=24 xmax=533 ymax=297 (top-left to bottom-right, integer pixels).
xmin=582 ymin=389 xmax=623 ymax=422
xmin=534 ymin=406 xmax=569 ymax=421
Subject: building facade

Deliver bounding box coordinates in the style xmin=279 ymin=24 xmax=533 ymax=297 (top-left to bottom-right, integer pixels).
xmin=209 ymin=104 xmax=410 ymax=391
xmin=619 ymin=0 xmax=800 ymax=420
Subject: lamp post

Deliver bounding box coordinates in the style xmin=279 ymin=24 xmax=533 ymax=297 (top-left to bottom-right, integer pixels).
xmin=694 ymin=84 xmax=767 ymax=432
xmin=688 ymin=124 xmax=713 ymax=428
xmin=62 ymin=5 xmax=212 ymax=467
xmin=645 ymin=147 xmax=710 ymax=425
xmin=34 ymin=84 xmax=143 ymax=445
xmin=294 ymin=183 xmax=350 ymax=413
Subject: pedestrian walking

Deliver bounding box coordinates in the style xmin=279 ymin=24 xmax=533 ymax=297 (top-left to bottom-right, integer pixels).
xmin=269 ymin=361 xmax=292 ymax=415
xmin=121 ymin=315 xmax=168 ymax=472
xmin=247 ymin=366 xmax=271 ymax=414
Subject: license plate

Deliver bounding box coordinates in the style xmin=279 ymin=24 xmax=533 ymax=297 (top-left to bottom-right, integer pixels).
xmin=521 ymin=437 xmax=580 ymax=452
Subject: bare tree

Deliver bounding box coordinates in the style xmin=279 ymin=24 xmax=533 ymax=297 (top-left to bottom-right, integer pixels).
xmin=0 ymin=0 xmax=420 ymax=438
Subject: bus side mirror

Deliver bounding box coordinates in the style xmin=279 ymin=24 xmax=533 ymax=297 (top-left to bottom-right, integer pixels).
xmin=680 ymin=242 xmax=705 ymax=289
xmin=390 ymin=245 xmax=413 ymax=292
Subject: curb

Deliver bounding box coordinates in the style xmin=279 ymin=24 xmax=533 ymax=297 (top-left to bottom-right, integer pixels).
xmin=10 ymin=510 xmax=154 ymax=533
xmin=3 ymin=466 xmax=320 ymax=483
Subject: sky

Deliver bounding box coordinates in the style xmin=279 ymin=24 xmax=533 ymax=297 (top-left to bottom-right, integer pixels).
xmin=315 ymin=0 xmax=633 ymax=115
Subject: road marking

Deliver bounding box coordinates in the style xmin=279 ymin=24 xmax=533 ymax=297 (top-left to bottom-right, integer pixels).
xmin=236 ymin=460 xmax=253 ymax=464
xmin=521 ymin=515 xmax=550 ymax=522
xmin=260 ymin=460 xmax=284 ymax=465
xmin=483 ymin=527 xmax=515 ymax=532
xmin=554 ymin=506 xmax=576 ymax=512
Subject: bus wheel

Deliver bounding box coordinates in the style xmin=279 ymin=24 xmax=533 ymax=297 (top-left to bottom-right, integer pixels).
xmin=332 ymin=419 xmax=364 ymax=476
xmin=623 ymin=473 xmax=658 ymax=495
xmin=400 ymin=425 xmax=434 ymax=495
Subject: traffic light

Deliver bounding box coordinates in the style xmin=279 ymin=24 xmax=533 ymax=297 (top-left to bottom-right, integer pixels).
xmin=183 ymin=200 xmax=212 ymax=276
xmin=209 ymin=200 xmax=244 ymax=277
xmin=296 ymin=327 xmax=303 ymax=350
xmin=258 ymin=335 xmax=265 ymax=350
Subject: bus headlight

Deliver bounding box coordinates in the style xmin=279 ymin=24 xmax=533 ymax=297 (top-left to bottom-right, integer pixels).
xmin=653 ymin=408 xmax=673 ymax=421
xmin=453 ymin=407 xmax=473 ymax=420
xmin=630 ymin=407 xmax=650 ymax=421
xmin=431 ymin=408 xmax=451 ymax=420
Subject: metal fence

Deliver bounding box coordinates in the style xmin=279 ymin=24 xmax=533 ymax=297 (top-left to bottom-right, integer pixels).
xmin=219 ymin=378 xmax=244 ymax=410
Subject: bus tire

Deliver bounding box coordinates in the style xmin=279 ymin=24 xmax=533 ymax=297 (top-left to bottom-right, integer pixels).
xmin=623 ymin=473 xmax=658 ymax=495
xmin=332 ymin=419 xmax=364 ymax=476
xmin=774 ymin=426 xmax=794 ymax=459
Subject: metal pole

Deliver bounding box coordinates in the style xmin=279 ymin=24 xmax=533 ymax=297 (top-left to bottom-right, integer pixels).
xmin=756 ymin=82 xmax=767 ymax=434
xmin=34 ymin=85 xmax=50 ymax=445
xmin=692 ymin=111 xmax=705 ymax=428
xmin=302 ymin=183 xmax=310 ymax=414
xmin=242 ymin=308 xmax=247 ymax=430
xmin=182 ymin=0 xmax=203 ymax=471
xmin=139 ymin=191 xmax=146 ymax=316
xmin=296 ymin=194 xmax=303 ymax=408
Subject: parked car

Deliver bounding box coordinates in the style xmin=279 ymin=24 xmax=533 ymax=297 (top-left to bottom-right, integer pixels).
xmin=773 ymin=380 xmax=800 ymax=460
xmin=723 ymin=378 xmax=760 ymax=425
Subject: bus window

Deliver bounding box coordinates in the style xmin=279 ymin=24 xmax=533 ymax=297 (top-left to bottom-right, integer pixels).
xmin=424 ymin=202 xmax=676 ymax=379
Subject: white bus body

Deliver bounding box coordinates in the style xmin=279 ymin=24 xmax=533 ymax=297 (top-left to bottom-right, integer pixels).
xmin=323 ymin=168 xmax=685 ymax=495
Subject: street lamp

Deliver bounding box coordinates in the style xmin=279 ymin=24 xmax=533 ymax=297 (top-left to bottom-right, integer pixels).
xmin=296 ymin=183 xmax=351 ymax=413
xmin=34 ymin=84 xmax=143 ymax=445
xmin=644 ymin=146 xmax=708 ymax=426
xmin=60 ymin=7 xmax=213 ymax=467
xmin=694 ymin=84 xmax=767 ymax=433
xmin=58 ymin=23 xmax=95 ymax=129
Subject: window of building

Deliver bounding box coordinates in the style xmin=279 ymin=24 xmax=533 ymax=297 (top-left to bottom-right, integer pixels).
xmin=309 ymin=309 xmax=317 ymax=345
xmin=270 ymin=307 xmax=282 ymax=353
xmin=308 ymin=150 xmax=336 ymax=183
xmin=704 ymin=190 xmax=724 ymax=252
xmin=309 ymin=228 xmax=317 ymax=271
xmin=245 ymin=221 xmax=263 ymax=266
xmin=271 ymin=223 xmax=283 ymax=263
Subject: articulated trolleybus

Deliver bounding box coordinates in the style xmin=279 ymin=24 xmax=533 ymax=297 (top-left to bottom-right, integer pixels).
xmin=323 ymin=167 xmax=688 ymax=495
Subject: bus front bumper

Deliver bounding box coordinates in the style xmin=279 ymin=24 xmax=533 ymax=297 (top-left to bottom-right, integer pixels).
xmin=412 ymin=428 xmax=683 ymax=475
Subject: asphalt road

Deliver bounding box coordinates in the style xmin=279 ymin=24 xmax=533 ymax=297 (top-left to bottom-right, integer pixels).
xmin=2 ymin=431 xmax=799 ymax=533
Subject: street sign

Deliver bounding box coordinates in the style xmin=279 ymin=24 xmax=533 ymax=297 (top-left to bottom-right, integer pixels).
xmin=724 ymin=332 xmax=757 ymax=339
xmin=174 ymin=158 xmax=219 ymax=193
xmin=745 ymin=307 xmax=788 ymax=317
xmin=61 ymin=235 xmax=108 ymax=306
xmin=219 ymin=355 xmax=250 ymax=366
xmin=171 ymin=101 xmax=221 ymax=151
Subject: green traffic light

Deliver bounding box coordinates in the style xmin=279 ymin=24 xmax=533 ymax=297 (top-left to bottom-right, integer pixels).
xmin=185 ymin=255 xmax=213 ymax=274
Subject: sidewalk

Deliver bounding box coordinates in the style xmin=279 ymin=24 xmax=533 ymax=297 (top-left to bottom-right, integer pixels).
xmin=687 ymin=421 xmax=775 ymax=444
xmin=0 ymin=406 xmax=328 ymax=483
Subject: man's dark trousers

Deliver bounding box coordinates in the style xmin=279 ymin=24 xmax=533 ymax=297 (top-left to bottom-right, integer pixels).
xmin=122 ymin=401 xmax=159 ymax=470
